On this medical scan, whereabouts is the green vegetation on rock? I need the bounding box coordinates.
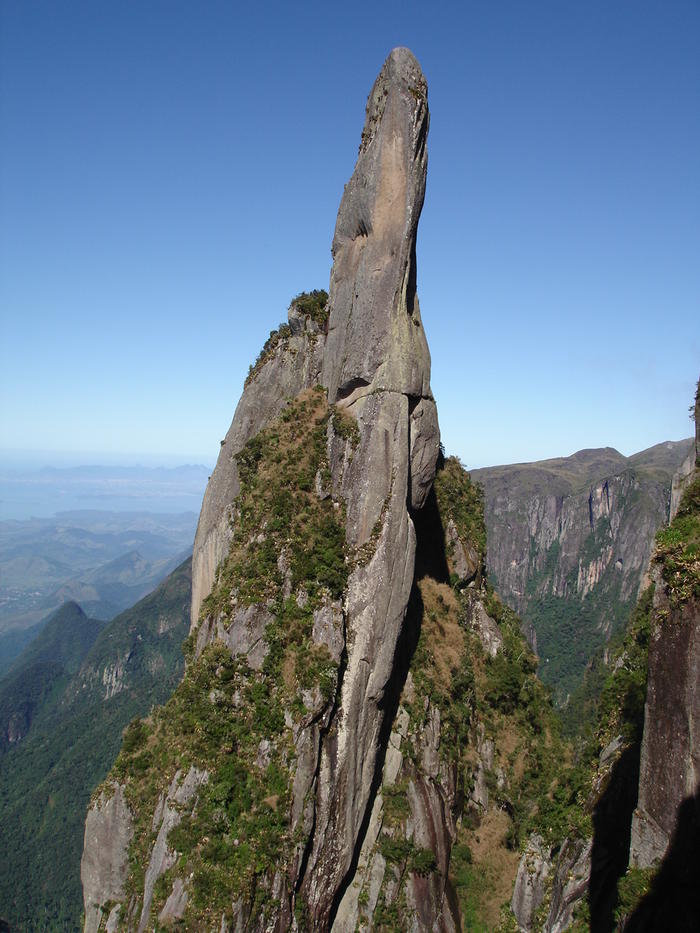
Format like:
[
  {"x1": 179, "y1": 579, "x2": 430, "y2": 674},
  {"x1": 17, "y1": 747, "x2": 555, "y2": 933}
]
[
  {"x1": 290, "y1": 289, "x2": 329, "y2": 326},
  {"x1": 434, "y1": 455, "x2": 487, "y2": 568},
  {"x1": 114, "y1": 643, "x2": 294, "y2": 923},
  {"x1": 365, "y1": 456, "x2": 572, "y2": 930},
  {"x1": 245, "y1": 290, "x2": 328, "y2": 386},
  {"x1": 655, "y1": 471, "x2": 700, "y2": 609},
  {"x1": 245, "y1": 322, "x2": 292, "y2": 386},
  {"x1": 203, "y1": 386, "x2": 347, "y2": 617},
  {"x1": 112, "y1": 388, "x2": 350, "y2": 928}
]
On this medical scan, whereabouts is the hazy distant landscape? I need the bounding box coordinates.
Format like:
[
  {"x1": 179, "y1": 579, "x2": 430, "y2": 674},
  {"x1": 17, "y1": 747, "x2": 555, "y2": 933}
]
[
  {"x1": 0, "y1": 462, "x2": 210, "y2": 520},
  {"x1": 0, "y1": 462, "x2": 210, "y2": 673}
]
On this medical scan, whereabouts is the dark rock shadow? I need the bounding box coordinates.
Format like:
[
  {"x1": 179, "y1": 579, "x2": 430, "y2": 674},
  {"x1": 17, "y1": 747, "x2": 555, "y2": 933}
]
[
  {"x1": 588, "y1": 742, "x2": 641, "y2": 932},
  {"x1": 412, "y1": 485, "x2": 449, "y2": 584},
  {"x1": 623, "y1": 790, "x2": 700, "y2": 932},
  {"x1": 328, "y1": 482, "x2": 449, "y2": 925}
]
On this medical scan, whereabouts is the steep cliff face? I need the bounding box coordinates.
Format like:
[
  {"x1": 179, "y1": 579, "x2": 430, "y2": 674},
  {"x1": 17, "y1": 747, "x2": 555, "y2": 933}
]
[
  {"x1": 473, "y1": 440, "x2": 692, "y2": 700},
  {"x1": 509, "y1": 382, "x2": 700, "y2": 933},
  {"x1": 191, "y1": 301, "x2": 327, "y2": 627},
  {"x1": 622, "y1": 383, "x2": 700, "y2": 930}
]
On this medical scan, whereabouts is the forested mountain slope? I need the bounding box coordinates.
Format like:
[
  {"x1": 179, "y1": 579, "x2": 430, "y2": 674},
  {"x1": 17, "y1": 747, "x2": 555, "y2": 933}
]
[{"x1": 0, "y1": 559, "x2": 191, "y2": 931}]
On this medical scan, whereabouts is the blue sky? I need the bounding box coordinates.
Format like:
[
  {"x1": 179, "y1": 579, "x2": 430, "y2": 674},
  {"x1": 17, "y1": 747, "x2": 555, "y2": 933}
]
[{"x1": 1, "y1": 0, "x2": 698, "y2": 470}]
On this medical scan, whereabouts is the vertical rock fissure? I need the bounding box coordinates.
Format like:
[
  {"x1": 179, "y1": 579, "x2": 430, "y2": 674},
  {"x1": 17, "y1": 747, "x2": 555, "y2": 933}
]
[
  {"x1": 327, "y1": 572, "x2": 424, "y2": 928},
  {"x1": 294, "y1": 623, "x2": 349, "y2": 898}
]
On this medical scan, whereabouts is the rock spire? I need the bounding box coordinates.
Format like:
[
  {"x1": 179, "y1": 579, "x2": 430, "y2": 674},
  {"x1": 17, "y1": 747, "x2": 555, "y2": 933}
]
[
  {"x1": 81, "y1": 48, "x2": 462, "y2": 932},
  {"x1": 299, "y1": 46, "x2": 440, "y2": 921}
]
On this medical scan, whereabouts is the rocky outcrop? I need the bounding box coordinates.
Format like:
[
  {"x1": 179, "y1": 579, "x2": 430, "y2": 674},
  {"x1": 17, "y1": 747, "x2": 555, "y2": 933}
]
[
  {"x1": 630, "y1": 385, "x2": 699, "y2": 875},
  {"x1": 545, "y1": 838, "x2": 592, "y2": 932},
  {"x1": 136, "y1": 766, "x2": 208, "y2": 932},
  {"x1": 511, "y1": 834, "x2": 591, "y2": 933},
  {"x1": 619, "y1": 389, "x2": 700, "y2": 928},
  {"x1": 80, "y1": 47, "x2": 573, "y2": 933},
  {"x1": 191, "y1": 306, "x2": 327, "y2": 625},
  {"x1": 81, "y1": 784, "x2": 133, "y2": 933},
  {"x1": 629, "y1": 580, "x2": 700, "y2": 870},
  {"x1": 511, "y1": 835, "x2": 552, "y2": 930},
  {"x1": 298, "y1": 48, "x2": 439, "y2": 921}
]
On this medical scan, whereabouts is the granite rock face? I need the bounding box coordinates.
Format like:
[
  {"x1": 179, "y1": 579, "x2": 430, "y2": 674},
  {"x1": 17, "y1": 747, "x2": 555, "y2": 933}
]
[
  {"x1": 631, "y1": 385, "x2": 699, "y2": 873},
  {"x1": 544, "y1": 837, "x2": 592, "y2": 933},
  {"x1": 322, "y1": 47, "x2": 430, "y2": 406},
  {"x1": 191, "y1": 308, "x2": 326, "y2": 625},
  {"x1": 629, "y1": 583, "x2": 700, "y2": 871},
  {"x1": 81, "y1": 48, "x2": 451, "y2": 933},
  {"x1": 511, "y1": 834, "x2": 552, "y2": 931},
  {"x1": 297, "y1": 46, "x2": 440, "y2": 923},
  {"x1": 81, "y1": 784, "x2": 133, "y2": 933}
]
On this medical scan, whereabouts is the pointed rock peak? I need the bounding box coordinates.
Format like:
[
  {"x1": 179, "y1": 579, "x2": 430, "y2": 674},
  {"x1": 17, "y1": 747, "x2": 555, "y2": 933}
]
[
  {"x1": 322, "y1": 47, "x2": 431, "y2": 405},
  {"x1": 51, "y1": 600, "x2": 88, "y2": 622},
  {"x1": 359, "y1": 46, "x2": 428, "y2": 157}
]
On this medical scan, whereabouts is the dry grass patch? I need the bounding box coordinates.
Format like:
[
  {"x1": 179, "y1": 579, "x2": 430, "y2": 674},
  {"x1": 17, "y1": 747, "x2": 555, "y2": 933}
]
[
  {"x1": 418, "y1": 577, "x2": 464, "y2": 686},
  {"x1": 463, "y1": 810, "x2": 521, "y2": 930}
]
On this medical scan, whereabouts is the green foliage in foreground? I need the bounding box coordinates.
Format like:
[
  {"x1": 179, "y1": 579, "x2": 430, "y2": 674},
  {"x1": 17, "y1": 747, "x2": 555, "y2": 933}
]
[
  {"x1": 434, "y1": 454, "x2": 487, "y2": 570},
  {"x1": 115, "y1": 644, "x2": 295, "y2": 922}
]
